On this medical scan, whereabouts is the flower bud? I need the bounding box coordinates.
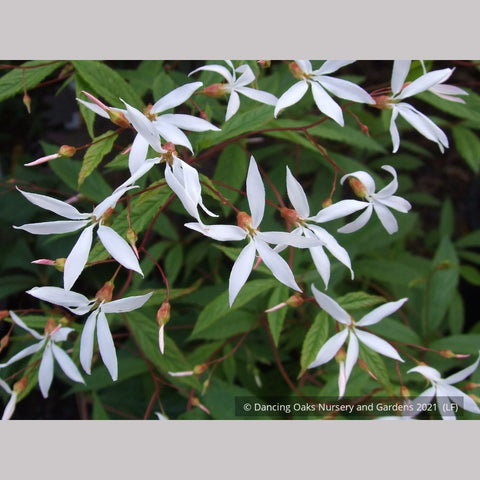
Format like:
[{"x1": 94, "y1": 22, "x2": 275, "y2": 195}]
[
  {"x1": 58, "y1": 145, "x2": 77, "y2": 158},
  {"x1": 201, "y1": 83, "x2": 229, "y2": 98},
  {"x1": 127, "y1": 227, "x2": 139, "y2": 258},
  {"x1": 44, "y1": 317, "x2": 57, "y2": 335},
  {"x1": 237, "y1": 211, "x2": 253, "y2": 231},
  {"x1": 0, "y1": 334, "x2": 9, "y2": 353},
  {"x1": 464, "y1": 382, "x2": 480, "y2": 391},
  {"x1": 348, "y1": 177, "x2": 367, "y2": 199},
  {"x1": 322, "y1": 198, "x2": 333, "y2": 208},
  {"x1": 193, "y1": 363, "x2": 208, "y2": 375},
  {"x1": 400, "y1": 385, "x2": 410, "y2": 398},
  {"x1": 372, "y1": 95, "x2": 393, "y2": 110},
  {"x1": 13, "y1": 377, "x2": 28, "y2": 394},
  {"x1": 191, "y1": 397, "x2": 210, "y2": 415},
  {"x1": 258, "y1": 60, "x2": 271, "y2": 68},
  {"x1": 23, "y1": 92, "x2": 31, "y2": 114},
  {"x1": 280, "y1": 207, "x2": 301, "y2": 227},
  {"x1": 439, "y1": 349, "x2": 470, "y2": 359},
  {"x1": 0, "y1": 310, "x2": 9, "y2": 321},
  {"x1": 335, "y1": 347, "x2": 347, "y2": 364},
  {"x1": 289, "y1": 62, "x2": 305, "y2": 80},
  {"x1": 358, "y1": 358, "x2": 377, "y2": 380},
  {"x1": 95, "y1": 281, "x2": 114, "y2": 304},
  {"x1": 286, "y1": 295, "x2": 304, "y2": 308},
  {"x1": 156, "y1": 302, "x2": 171, "y2": 327}
]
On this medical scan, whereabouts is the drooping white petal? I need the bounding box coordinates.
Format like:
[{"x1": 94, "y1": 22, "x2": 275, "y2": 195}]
[
  {"x1": 391, "y1": 60, "x2": 411, "y2": 96},
  {"x1": 76, "y1": 99, "x2": 110, "y2": 118},
  {"x1": 274, "y1": 81, "x2": 309, "y2": 117},
  {"x1": 407, "y1": 365, "x2": 443, "y2": 382},
  {"x1": 441, "y1": 383, "x2": 480, "y2": 415},
  {"x1": 1, "y1": 391, "x2": 17, "y2": 420},
  {"x1": 337, "y1": 204, "x2": 373, "y2": 234},
  {"x1": 233, "y1": 65, "x2": 256, "y2": 88},
  {"x1": 390, "y1": 107, "x2": 401, "y2": 153},
  {"x1": 246, "y1": 156, "x2": 265, "y2": 228},
  {"x1": 309, "y1": 243, "x2": 330, "y2": 288},
  {"x1": 164, "y1": 165, "x2": 200, "y2": 220},
  {"x1": 127, "y1": 134, "x2": 150, "y2": 175},
  {"x1": 236, "y1": 86, "x2": 278, "y2": 106},
  {"x1": 338, "y1": 361, "x2": 346, "y2": 400},
  {"x1": 13, "y1": 219, "x2": 90, "y2": 235},
  {"x1": 315, "y1": 75, "x2": 374, "y2": 104},
  {"x1": 310, "y1": 81, "x2": 344, "y2": 126},
  {"x1": 435, "y1": 383, "x2": 456, "y2": 420},
  {"x1": 151, "y1": 82, "x2": 203, "y2": 113},
  {"x1": 26, "y1": 286, "x2": 91, "y2": 311},
  {"x1": 153, "y1": 119, "x2": 193, "y2": 152},
  {"x1": 160, "y1": 113, "x2": 220, "y2": 132},
  {"x1": 185, "y1": 222, "x2": 246, "y2": 241},
  {"x1": 373, "y1": 202, "x2": 399, "y2": 234},
  {"x1": 0, "y1": 341, "x2": 44, "y2": 368},
  {"x1": 409, "y1": 387, "x2": 436, "y2": 418},
  {"x1": 50, "y1": 327, "x2": 75, "y2": 343},
  {"x1": 396, "y1": 68, "x2": 454, "y2": 100},
  {"x1": 118, "y1": 158, "x2": 160, "y2": 191},
  {"x1": 374, "y1": 165, "x2": 399, "y2": 198},
  {"x1": 101, "y1": 292, "x2": 154, "y2": 314},
  {"x1": 286, "y1": 166, "x2": 310, "y2": 218},
  {"x1": 158, "y1": 325, "x2": 165, "y2": 355},
  {"x1": 445, "y1": 354, "x2": 480, "y2": 385},
  {"x1": 377, "y1": 195, "x2": 412, "y2": 213},
  {"x1": 228, "y1": 241, "x2": 256, "y2": 306},
  {"x1": 16, "y1": 188, "x2": 90, "y2": 220},
  {"x1": 51, "y1": 344, "x2": 85, "y2": 385},
  {"x1": 96, "y1": 310, "x2": 118, "y2": 381},
  {"x1": 93, "y1": 185, "x2": 137, "y2": 219},
  {"x1": 189, "y1": 64, "x2": 234, "y2": 84},
  {"x1": 225, "y1": 90, "x2": 241, "y2": 122},
  {"x1": 97, "y1": 225, "x2": 143, "y2": 276},
  {"x1": 311, "y1": 285, "x2": 351, "y2": 325},
  {"x1": 38, "y1": 342, "x2": 54, "y2": 398},
  {"x1": 258, "y1": 231, "x2": 322, "y2": 248},
  {"x1": 429, "y1": 84, "x2": 468, "y2": 103},
  {"x1": 80, "y1": 309, "x2": 98, "y2": 375},
  {"x1": 63, "y1": 225, "x2": 94, "y2": 291},
  {"x1": 294, "y1": 60, "x2": 313, "y2": 74},
  {"x1": 356, "y1": 298, "x2": 408, "y2": 327},
  {"x1": 0, "y1": 378, "x2": 12, "y2": 394},
  {"x1": 254, "y1": 239, "x2": 301, "y2": 292},
  {"x1": 345, "y1": 331, "x2": 359, "y2": 383},
  {"x1": 311, "y1": 199, "x2": 368, "y2": 223},
  {"x1": 308, "y1": 329, "x2": 349, "y2": 369},
  {"x1": 8, "y1": 311, "x2": 44, "y2": 340},
  {"x1": 354, "y1": 329, "x2": 404, "y2": 362},
  {"x1": 315, "y1": 60, "x2": 355, "y2": 76}
]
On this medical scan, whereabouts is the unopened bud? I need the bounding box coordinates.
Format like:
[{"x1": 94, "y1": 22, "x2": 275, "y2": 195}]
[
  {"x1": 439, "y1": 349, "x2": 470, "y2": 359},
  {"x1": 193, "y1": 363, "x2": 208, "y2": 375},
  {"x1": 358, "y1": 359, "x2": 377, "y2": 380},
  {"x1": 44, "y1": 317, "x2": 57, "y2": 335},
  {"x1": 0, "y1": 334, "x2": 9, "y2": 352},
  {"x1": 127, "y1": 227, "x2": 139, "y2": 258},
  {"x1": 237, "y1": 211, "x2": 252, "y2": 230},
  {"x1": 201, "y1": 378, "x2": 210, "y2": 395},
  {"x1": 191, "y1": 397, "x2": 210, "y2": 415},
  {"x1": 156, "y1": 302, "x2": 171, "y2": 327},
  {"x1": 400, "y1": 385, "x2": 410, "y2": 397},
  {"x1": 289, "y1": 61, "x2": 305, "y2": 80},
  {"x1": 58, "y1": 145, "x2": 77, "y2": 158},
  {"x1": 464, "y1": 382, "x2": 480, "y2": 391},
  {"x1": 95, "y1": 281, "x2": 114, "y2": 304},
  {"x1": 0, "y1": 310, "x2": 9, "y2": 321},
  {"x1": 108, "y1": 109, "x2": 131, "y2": 128},
  {"x1": 32, "y1": 258, "x2": 66, "y2": 272},
  {"x1": 335, "y1": 347, "x2": 347, "y2": 363},
  {"x1": 201, "y1": 83, "x2": 229, "y2": 98},
  {"x1": 258, "y1": 60, "x2": 271, "y2": 68},
  {"x1": 13, "y1": 377, "x2": 28, "y2": 394},
  {"x1": 280, "y1": 207, "x2": 301, "y2": 227},
  {"x1": 285, "y1": 294, "x2": 304, "y2": 308},
  {"x1": 23, "y1": 92, "x2": 31, "y2": 114},
  {"x1": 360, "y1": 123, "x2": 370, "y2": 137},
  {"x1": 348, "y1": 177, "x2": 367, "y2": 199},
  {"x1": 322, "y1": 198, "x2": 333, "y2": 208}
]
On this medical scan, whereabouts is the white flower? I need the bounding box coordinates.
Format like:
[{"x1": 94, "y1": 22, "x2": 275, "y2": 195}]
[
  {"x1": 276, "y1": 166, "x2": 353, "y2": 288},
  {"x1": 185, "y1": 156, "x2": 322, "y2": 306},
  {"x1": 26, "y1": 286, "x2": 153, "y2": 381},
  {"x1": 419, "y1": 61, "x2": 468, "y2": 104},
  {"x1": 78, "y1": 83, "x2": 220, "y2": 154},
  {"x1": 0, "y1": 311, "x2": 85, "y2": 398},
  {"x1": 0, "y1": 378, "x2": 18, "y2": 420},
  {"x1": 13, "y1": 186, "x2": 143, "y2": 291},
  {"x1": 274, "y1": 60, "x2": 374, "y2": 126},
  {"x1": 308, "y1": 286, "x2": 407, "y2": 398},
  {"x1": 407, "y1": 353, "x2": 480, "y2": 420},
  {"x1": 312, "y1": 165, "x2": 412, "y2": 235},
  {"x1": 381, "y1": 61, "x2": 456, "y2": 153},
  {"x1": 189, "y1": 60, "x2": 278, "y2": 121}
]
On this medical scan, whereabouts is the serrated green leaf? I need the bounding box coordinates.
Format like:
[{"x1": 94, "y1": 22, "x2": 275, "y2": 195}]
[
  {"x1": 78, "y1": 130, "x2": 118, "y2": 186},
  {"x1": 300, "y1": 311, "x2": 330, "y2": 374}
]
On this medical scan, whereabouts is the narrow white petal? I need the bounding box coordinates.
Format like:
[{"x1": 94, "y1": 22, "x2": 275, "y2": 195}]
[
  {"x1": 445, "y1": 354, "x2": 480, "y2": 385},
  {"x1": 128, "y1": 134, "x2": 150, "y2": 175},
  {"x1": 151, "y1": 82, "x2": 202, "y2": 113},
  {"x1": 233, "y1": 65, "x2": 256, "y2": 87},
  {"x1": 189, "y1": 64, "x2": 233, "y2": 83},
  {"x1": 295, "y1": 60, "x2": 312, "y2": 74},
  {"x1": 258, "y1": 231, "x2": 322, "y2": 248},
  {"x1": 246, "y1": 156, "x2": 265, "y2": 228},
  {"x1": 407, "y1": 365, "x2": 442, "y2": 382},
  {"x1": 80, "y1": 310, "x2": 98, "y2": 375},
  {"x1": 0, "y1": 378, "x2": 12, "y2": 394},
  {"x1": 373, "y1": 202, "x2": 399, "y2": 234},
  {"x1": 96, "y1": 310, "x2": 118, "y2": 381},
  {"x1": 274, "y1": 81, "x2": 309, "y2": 117},
  {"x1": 337, "y1": 204, "x2": 373, "y2": 234},
  {"x1": 185, "y1": 222, "x2": 246, "y2": 241},
  {"x1": 154, "y1": 119, "x2": 193, "y2": 152},
  {"x1": 76, "y1": 99, "x2": 110, "y2": 118},
  {"x1": 338, "y1": 361, "x2": 346, "y2": 399},
  {"x1": 377, "y1": 195, "x2": 412, "y2": 213},
  {"x1": 0, "y1": 342, "x2": 44, "y2": 368},
  {"x1": 118, "y1": 158, "x2": 159, "y2": 190},
  {"x1": 93, "y1": 184, "x2": 138, "y2": 220},
  {"x1": 391, "y1": 60, "x2": 411, "y2": 96},
  {"x1": 52, "y1": 344, "x2": 85, "y2": 384},
  {"x1": 435, "y1": 383, "x2": 456, "y2": 420},
  {"x1": 26, "y1": 286, "x2": 91, "y2": 309},
  {"x1": 308, "y1": 329, "x2": 349, "y2": 369},
  {"x1": 345, "y1": 331, "x2": 359, "y2": 382},
  {"x1": 160, "y1": 113, "x2": 219, "y2": 132},
  {"x1": 225, "y1": 90, "x2": 241, "y2": 121},
  {"x1": 441, "y1": 383, "x2": 480, "y2": 415},
  {"x1": 355, "y1": 329, "x2": 404, "y2": 362},
  {"x1": 236, "y1": 86, "x2": 278, "y2": 106},
  {"x1": 309, "y1": 244, "x2": 331, "y2": 288},
  {"x1": 316, "y1": 76, "x2": 374, "y2": 104},
  {"x1": 159, "y1": 325, "x2": 165, "y2": 355},
  {"x1": 97, "y1": 225, "x2": 143, "y2": 276},
  {"x1": 286, "y1": 167, "x2": 310, "y2": 217},
  {"x1": 397, "y1": 68, "x2": 454, "y2": 99},
  {"x1": 310, "y1": 81, "x2": 344, "y2": 126},
  {"x1": 13, "y1": 219, "x2": 90, "y2": 235},
  {"x1": 164, "y1": 164, "x2": 200, "y2": 220},
  {"x1": 38, "y1": 343, "x2": 54, "y2": 398},
  {"x1": 101, "y1": 292, "x2": 154, "y2": 313},
  {"x1": 311, "y1": 285, "x2": 351, "y2": 325},
  {"x1": 390, "y1": 108, "x2": 401, "y2": 153},
  {"x1": 229, "y1": 241, "x2": 256, "y2": 306},
  {"x1": 255, "y1": 239, "x2": 300, "y2": 292},
  {"x1": 2, "y1": 392, "x2": 17, "y2": 420},
  {"x1": 311, "y1": 200, "x2": 368, "y2": 223},
  {"x1": 375, "y1": 165, "x2": 399, "y2": 198},
  {"x1": 50, "y1": 327, "x2": 74, "y2": 343},
  {"x1": 8, "y1": 311, "x2": 44, "y2": 339},
  {"x1": 356, "y1": 298, "x2": 408, "y2": 327},
  {"x1": 16, "y1": 188, "x2": 89, "y2": 220},
  {"x1": 63, "y1": 225, "x2": 94, "y2": 291},
  {"x1": 316, "y1": 60, "x2": 355, "y2": 75}
]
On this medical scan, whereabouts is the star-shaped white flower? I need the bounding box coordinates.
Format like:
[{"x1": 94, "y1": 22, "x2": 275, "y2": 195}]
[
  {"x1": 407, "y1": 353, "x2": 480, "y2": 420},
  {"x1": 308, "y1": 286, "x2": 407, "y2": 398},
  {"x1": 78, "y1": 83, "x2": 220, "y2": 154},
  {"x1": 274, "y1": 60, "x2": 375, "y2": 126},
  {"x1": 13, "y1": 186, "x2": 143, "y2": 291},
  {"x1": 26, "y1": 286, "x2": 154, "y2": 381},
  {"x1": 0, "y1": 311, "x2": 85, "y2": 398},
  {"x1": 185, "y1": 156, "x2": 322, "y2": 306},
  {"x1": 189, "y1": 60, "x2": 278, "y2": 121},
  {"x1": 379, "y1": 61, "x2": 457, "y2": 153},
  {"x1": 312, "y1": 165, "x2": 412, "y2": 235},
  {"x1": 276, "y1": 166, "x2": 353, "y2": 288}
]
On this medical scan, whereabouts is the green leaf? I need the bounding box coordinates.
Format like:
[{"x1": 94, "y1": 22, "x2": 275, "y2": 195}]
[
  {"x1": 439, "y1": 198, "x2": 455, "y2": 239},
  {"x1": 452, "y1": 125, "x2": 480, "y2": 173},
  {"x1": 189, "y1": 310, "x2": 257, "y2": 341},
  {"x1": 74, "y1": 72, "x2": 96, "y2": 138},
  {"x1": 78, "y1": 130, "x2": 118, "y2": 186},
  {"x1": 358, "y1": 343, "x2": 394, "y2": 395},
  {"x1": 165, "y1": 243, "x2": 184, "y2": 285},
  {"x1": 0, "y1": 274, "x2": 35, "y2": 299},
  {"x1": 72, "y1": 60, "x2": 143, "y2": 108},
  {"x1": 456, "y1": 230, "x2": 480, "y2": 249},
  {"x1": 460, "y1": 264, "x2": 480, "y2": 286},
  {"x1": 429, "y1": 335, "x2": 480, "y2": 355},
  {"x1": 222, "y1": 345, "x2": 236, "y2": 383},
  {"x1": 189, "y1": 279, "x2": 277, "y2": 340},
  {"x1": 300, "y1": 311, "x2": 330, "y2": 374},
  {"x1": 418, "y1": 90, "x2": 480, "y2": 124},
  {"x1": 266, "y1": 285, "x2": 289, "y2": 346},
  {"x1": 0, "y1": 60, "x2": 65, "y2": 102},
  {"x1": 336, "y1": 291, "x2": 386, "y2": 312},
  {"x1": 92, "y1": 393, "x2": 110, "y2": 419},
  {"x1": 447, "y1": 292, "x2": 465, "y2": 335}
]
